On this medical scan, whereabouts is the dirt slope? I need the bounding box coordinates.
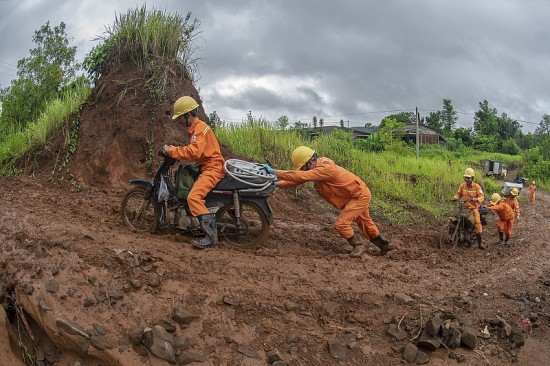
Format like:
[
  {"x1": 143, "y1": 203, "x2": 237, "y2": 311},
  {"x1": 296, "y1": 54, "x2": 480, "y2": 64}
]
[{"x1": 1, "y1": 174, "x2": 549, "y2": 365}]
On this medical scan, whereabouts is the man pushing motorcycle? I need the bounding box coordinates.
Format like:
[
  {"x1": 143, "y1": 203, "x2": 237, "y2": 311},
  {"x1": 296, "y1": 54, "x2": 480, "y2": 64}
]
[
  {"x1": 452, "y1": 168, "x2": 485, "y2": 249},
  {"x1": 161, "y1": 96, "x2": 225, "y2": 249},
  {"x1": 262, "y1": 146, "x2": 391, "y2": 257}
]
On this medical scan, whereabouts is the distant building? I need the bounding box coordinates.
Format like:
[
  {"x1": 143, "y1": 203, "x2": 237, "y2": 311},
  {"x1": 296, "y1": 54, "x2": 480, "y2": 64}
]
[{"x1": 308, "y1": 124, "x2": 444, "y2": 144}]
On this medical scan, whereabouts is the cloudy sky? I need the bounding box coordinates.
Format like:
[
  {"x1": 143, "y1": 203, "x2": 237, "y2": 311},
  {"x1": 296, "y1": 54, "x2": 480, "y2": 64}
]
[{"x1": 1, "y1": 0, "x2": 549, "y2": 132}]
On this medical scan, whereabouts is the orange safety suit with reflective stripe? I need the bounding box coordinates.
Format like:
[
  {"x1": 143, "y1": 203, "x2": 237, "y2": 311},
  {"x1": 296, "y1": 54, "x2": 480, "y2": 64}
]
[
  {"x1": 487, "y1": 201, "x2": 514, "y2": 237},
  {"x1": 453, "y1": 182, "x2": 484, "y2": 234},
  {"x1": 275, "y1": 157, "x2": 380, "y2": 240},
  {"x1": 529, "y1": 184, "x2": 537, "y2": 203},
  {"x1": 504, "y1": 196, "x2": 520, "y2": 221},
  {"x1": 167, "y1": 118, "x2": 225, "y2": 216}
]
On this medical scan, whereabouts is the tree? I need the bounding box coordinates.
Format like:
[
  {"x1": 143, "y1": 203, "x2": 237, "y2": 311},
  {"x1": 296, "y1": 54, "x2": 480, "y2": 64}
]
[
  {"x1": 0, "y1": 21, "x2": 79, "y2": 130},
  {"x1": 379, "y1": 117, "x2": 405, "y2": 146},
  {"x1": 473, "y1": 99, "x2": 498, "y2": 136},
  {"x1": 276, "y1": 115, "x2": 289, "y2": 130},
  {"x1": 454, "y1": 127, "x2": 473, "y2": 146},
  {"x1": 312, "y1": 116, "x2": 318, "y2": 129},
  {"x1": 425, "y1": 110, "x2": 442, "y2": 132},
  {"x1": 535, "y1": 114, "x2": 550, "y2": 136},
  {"x1": 497, "y1": 112, "x2": 520, "y2": 141},
  {"x1": 319, "y1": 118, "x2": 324, "y2": 129},
  {"x1": 208, "y1": 111, "x2": 221, "y2": 130},
  {"x1": 340, "y1": 119, "x2": 344, "y2": 128},
  {"x1": 441, "y1": 99, "x2": 458, "y2": 136},
  {"x1": 380, "y1": 111, "x2": 415, "y2": 127}
]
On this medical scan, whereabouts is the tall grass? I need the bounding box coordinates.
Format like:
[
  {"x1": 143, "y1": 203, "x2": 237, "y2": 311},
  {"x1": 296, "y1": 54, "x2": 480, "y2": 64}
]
[
  {"x1": 0, "y1": 80, "x2": 90, "y2": 170},
  {"x1": 103, "y1": 5, "x2": 199, "y2": 72},
  {"x1": 217, "y1": 122, "x2": 524, "y2": 224}
]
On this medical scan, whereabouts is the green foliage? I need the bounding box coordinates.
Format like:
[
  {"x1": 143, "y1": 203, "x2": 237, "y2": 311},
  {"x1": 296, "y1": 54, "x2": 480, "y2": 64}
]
[
  {"x1": 441, "y1": 99, "x2": 458, "y2": 136},
  {"x1": 354, "y1": 132, "x2": 384, "y2": 152},
  {"x1": 0, "y1": 79, "x2": 90, "y2": 172},
  {"x1": 208, "y1": 111, "x2": 221, "y2": 130},
  {"x1": 0, "y1": 21, "x2": 79, "y2": 132},
  {"x1": 500, "y1": 138, "x2": 521, "y2": 155},
  {"x1": 472, "y1": 135, "x2": 498, "y2": 152},
  {"x1": 378, "y1": 117, "x2": 405, "y2": 146},
  {"x1": 82, "y1": 40, "x2": 111, "y2": 83},
  {"x1": 218, "y1": 120, "x2": 526, "y2": 225},
  {"x1": 276, "y1": 115, "x2": 289, "y2": 130}
]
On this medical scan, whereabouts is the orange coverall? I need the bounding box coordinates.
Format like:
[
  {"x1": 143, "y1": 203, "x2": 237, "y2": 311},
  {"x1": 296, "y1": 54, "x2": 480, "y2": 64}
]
[
  {"x1": 487, "y1": 201, "x2": 514, "y2": 237},
  {"x1": 453, "y1": 182, "x2": 485, "y2": 234},
  {"x1": 529, "y1": 184, "x2": 537, "y2": 203},
  {"x1": 504, "y1": 196, "x2": 520, "y2": 221},
  {"x1": 167, "y1": 118, "x2": 225, "y2": 216},
  {"x1": 275, "y1": 157, "x2": 380, "y2": 240}
]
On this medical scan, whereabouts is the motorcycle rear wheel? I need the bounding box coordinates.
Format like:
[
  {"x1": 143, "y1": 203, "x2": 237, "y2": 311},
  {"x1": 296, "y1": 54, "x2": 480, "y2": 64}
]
[
  {"x1": 121, "y1": 187, "x2": 159, "y2": 232},
  {"x1": 216, "y1": 201, "x2": 269, "y2": 249}
]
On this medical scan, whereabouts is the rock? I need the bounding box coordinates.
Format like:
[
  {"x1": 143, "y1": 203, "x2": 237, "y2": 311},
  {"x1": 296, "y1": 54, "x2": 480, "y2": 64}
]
[
  {"x1": 174, "y1": 336, "x2": 193, "y2": 353},
  {"x1": 90, "y1": 335, "x2": 113, "y2": 350},
  {"x1": 237, "y1": 345, "x2": 261, "y2": 359},
  {"x1": 172, "y1": 308, "x2": 200, "y2": 326},
  {"x1": 394, "y1": 293, "x2": 415, "y2": 305},
  {"x1": 133, "y1": 344, "x2": 149, "y2": 357},
  {"x1": 402, "y1": 342, "x2": 418, "y2": 363},
  {"x1": 283, "y1": 300, "x2": 300, "y2": 311},
  {"x1": 286, "y1": 331, "x2": 301, "y2": 343},
  {"x1": 327, "y1": 340, "x2": 346, "y2": 360},
  {"x1": 128, "y1": 326, "x2": 143, "y2": 345},
  {"x1": 268, "y1": 349, "x2": 290, "y2": 364},
  {"x1": 509, "y1": 327, "x2": 525, "y2": 347},
  {"x1": 159, "y1": 320, "x2": 177, "y2": 333},
  {"x1": 145, "y1": 325, "x2": 176, "y2": 364},
  {"x1": 148, "y1": 273, "x2": 161, "y2": 287},
  {"x1": 130, "y1": 279, "x2": 141, "y2": 289},
  {"x1": 107, "y1": 288, "x2": 124, "y2": 300},
  {"x1": 425, "y1": 317, "x2": 442, "y2": 337},
  {"x1": 222, "y1": 296, "x2": 239, "y2": 306},
  {"x1": 460, "y1": 327, "x2": 477, "y2": 350},
  {"x1": 45, "y1": 280, "x2": 59, "y2": 293},
  {"x1": 176, "y1": 352, "x2": 208, "y2": 365},
  {"x1": 414, "y1": 350, "x2": 430, "y2": 364},
  {"x1": 56, "y1": 318, "x2": 90, "y2": 339},
  {"x1": 417, "y1": 330, "x2": 441, "y2": 352},
  {"x1": 386, "y1": 324, "x2": 408, "y2": 341}
]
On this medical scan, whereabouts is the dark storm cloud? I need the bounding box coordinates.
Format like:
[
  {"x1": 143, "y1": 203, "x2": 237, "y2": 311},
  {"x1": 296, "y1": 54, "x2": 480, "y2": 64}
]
[{"x1": 1, "y1": 0, "x2": 549, "y2": 131}]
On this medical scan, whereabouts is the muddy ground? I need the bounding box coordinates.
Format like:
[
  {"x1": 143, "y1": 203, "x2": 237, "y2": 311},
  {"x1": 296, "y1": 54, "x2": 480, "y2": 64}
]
[{"x1": 1, "y1": 173, "x2": 549, "y2": 365}]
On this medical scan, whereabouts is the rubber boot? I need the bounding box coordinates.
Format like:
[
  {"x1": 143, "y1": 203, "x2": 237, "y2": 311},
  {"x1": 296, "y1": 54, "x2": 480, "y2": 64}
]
[
  {"x1": 348, "y1": 235, "x2": 365, "y2": 258},
  {"x1": 504, "y1": 236, "x2": 510, "y2": 246},
  {"x1": 192, "y1": 213, "x2": 218, "y2": 249},
  {"x1": 496, "y1": 232, "x2": 504, "y2": 245},
  {"x1": 476, "y1": 233, "x2": 485, "y2": 250},
  {"x1": 371, "y1": 235, "x2": 391, "y2": 256}
]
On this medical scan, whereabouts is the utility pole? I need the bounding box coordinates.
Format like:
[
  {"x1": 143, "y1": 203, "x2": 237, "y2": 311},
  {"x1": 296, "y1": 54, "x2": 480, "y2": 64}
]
[{"x1": 415, "y1": 107, "x2": 420, "y2": 159}]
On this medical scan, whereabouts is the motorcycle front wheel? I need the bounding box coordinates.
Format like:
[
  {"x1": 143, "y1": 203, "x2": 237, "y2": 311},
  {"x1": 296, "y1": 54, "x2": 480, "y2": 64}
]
[
  {"x1": 216, "y1": 201, "x2": 269, "y2": 249},
  {"x1": 121, "y1": 187, "x2": 159, "y2": 232}
]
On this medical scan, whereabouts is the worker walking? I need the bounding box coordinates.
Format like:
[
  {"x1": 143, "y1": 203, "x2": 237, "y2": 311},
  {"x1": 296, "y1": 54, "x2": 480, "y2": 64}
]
[
  {"x1": 504, "y1": 187, "x2": 521, "y2": 222},
  {"x1": 529, "y1": 181, "x2": 537, "y2": 203},
  {"x1": 262, "y1": 146, "x2": 391, "y2": 257},
  {"x1": 452, "y1": 168, "x2": 485, "y2": 249},
  {"x1": 486, "y1": 193, "x2": 515, "y2": 245}
]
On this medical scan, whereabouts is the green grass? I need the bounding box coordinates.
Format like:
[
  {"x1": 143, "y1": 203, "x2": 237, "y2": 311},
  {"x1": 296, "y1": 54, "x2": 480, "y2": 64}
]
[
  {"x1": 0, "y1": 79, "x2": 90, "y2": 172},
  {"x1": 217, "y1": 122, "x2": 525, "y2": 225}
]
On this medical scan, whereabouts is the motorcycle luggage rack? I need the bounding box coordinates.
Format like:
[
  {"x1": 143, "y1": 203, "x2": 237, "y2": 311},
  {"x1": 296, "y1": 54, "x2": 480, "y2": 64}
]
[{"x1": 224, "y1": 159, "x2": 277, "y2": 187}]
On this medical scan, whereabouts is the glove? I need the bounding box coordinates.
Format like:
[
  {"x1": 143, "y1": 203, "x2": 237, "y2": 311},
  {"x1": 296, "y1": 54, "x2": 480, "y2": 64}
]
[
  {"x1": 159, "y1": 145, "x2": 172, "y2": 156},
  {"x1": 272, "y1": 181, "x2": 280, "y2": 187},
  {"x1": 261, "y1": 163, "x2": 275, "y2": 175}
]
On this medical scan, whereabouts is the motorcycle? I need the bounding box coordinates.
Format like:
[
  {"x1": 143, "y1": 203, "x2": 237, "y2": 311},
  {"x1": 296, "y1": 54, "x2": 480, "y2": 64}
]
[
  {"x1": 438, "y1": 200, "x2": 489, "y2": 249},
  {"x1": 121, "y1": 151, "x2": 277, "y2": 249}
]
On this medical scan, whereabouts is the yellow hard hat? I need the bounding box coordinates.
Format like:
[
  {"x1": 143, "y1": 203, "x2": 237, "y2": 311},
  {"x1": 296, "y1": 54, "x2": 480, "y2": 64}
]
[
  {"x1": 463, "y1": 168, "x2": 475, "y2": 178},
  {"x1": 532, "y1": 180, "x2": 535, "y2": 185},
  {"x1": 510, "y1": 188, "x2": 519, "y2": 196},
  {"x1": 172, "y1": 96, "x2": 199, "y2": 120},
  {"x1": 490, "y1": 193, "x2": 502, "y2": 205},
  {"x1": 291, "y1": 146, "x2": 315, "y2": 170}
]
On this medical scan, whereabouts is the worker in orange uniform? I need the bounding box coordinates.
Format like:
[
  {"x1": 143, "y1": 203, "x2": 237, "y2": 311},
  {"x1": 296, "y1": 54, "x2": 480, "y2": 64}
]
[
  {"x1": 529, "y1": 181, "x2": 537, "y2": 203},
  {"x1": 261, "y1": 146, "x2": 391, "y2": 257},
  {"x1": 452, "y1": 168, "x2": 485, "y2": 249},
  {"x1": 504, "y1": 187, "x2": 521, "y2": 222},
  {"x1": 162, "y1": 96, "x2": 225, "y2": 249},
  {"x1": 486, "y1": 193, "x2": 514, "y2": 245}
]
